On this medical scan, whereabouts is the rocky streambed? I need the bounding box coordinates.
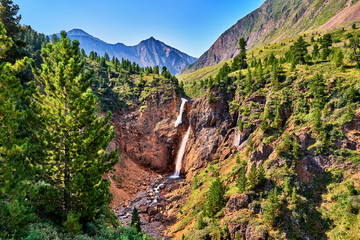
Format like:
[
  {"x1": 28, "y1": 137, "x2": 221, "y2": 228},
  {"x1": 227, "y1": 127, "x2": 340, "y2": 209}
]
[{"x1": 114, "y1": 175, "x2": 184, "y2": 239}]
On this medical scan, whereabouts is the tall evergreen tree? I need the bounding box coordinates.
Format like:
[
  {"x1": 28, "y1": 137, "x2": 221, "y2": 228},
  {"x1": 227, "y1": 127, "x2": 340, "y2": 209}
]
[
  {"x1": 0, "y1": 22, "x2": 34, "y2": 238},
  {"x1": 205, "y1": 177, "x2": 225, "y2": 217},
  {"x1": 292, "y1": 36, "x2": 308, "y2": 65},
  {"x1": 0, "y1": 0, "x2": 25, "y2": 64},
  {"x1": 320, "y1": 33, "x2": 332, "y2": 59},
  {"x1": 349, "y1": 37, "x2": 360, "y2": 68},
  {"x1": 238, "y1": 37, "x2": 248, "y2": 69},
  {"x1": 312, "y1": 44, "x2": 319, "y2": 60},
  {"x1": 30, "y1": 31, "x2": 118, "y2": 224},
  {"x1": 263, "y1": 187, "x2": 280, "y2": 226},
  {"x1": 257, "y1": 164, "x2": 266, "y2": 186},
  {"x1": 248, "y1": 163, "x2": 257, "y2": 189},
  {"x1": 236, "y1": 165, "x2": 247, "y2": 193},
  {"x1": 130, "y1": 207, "x2": 141, "y2": 232}
]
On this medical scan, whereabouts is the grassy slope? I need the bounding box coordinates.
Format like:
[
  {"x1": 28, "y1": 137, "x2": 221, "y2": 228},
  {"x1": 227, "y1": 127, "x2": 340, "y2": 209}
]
[
  {"x1": 182, "y1": 0, "x2": 360, "y2": 74},
  {"x1": 180, "y1": 19, "x2": 360, "y2": 90},
  {"x1": 173, "y1": 20, "x2": 360, "y2": 240}
]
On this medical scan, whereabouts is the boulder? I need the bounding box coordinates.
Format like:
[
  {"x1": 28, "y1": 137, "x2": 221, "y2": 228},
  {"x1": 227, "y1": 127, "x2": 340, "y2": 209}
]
[{"x1": 225, "y1": 194, "x2": 249, "y2": 212}]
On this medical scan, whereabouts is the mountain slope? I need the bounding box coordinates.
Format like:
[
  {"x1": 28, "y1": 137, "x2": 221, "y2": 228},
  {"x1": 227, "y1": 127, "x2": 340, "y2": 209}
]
[
  {"x1": 65, "y1": 29, "x2": 197, "y2": 75},
  {"x1": 182, "y1": 0, "x2": 360, "y2": 74}
]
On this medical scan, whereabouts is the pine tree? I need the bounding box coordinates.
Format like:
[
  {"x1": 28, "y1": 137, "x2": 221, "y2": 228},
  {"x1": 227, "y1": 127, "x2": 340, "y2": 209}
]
[
  {"x1": 273, "y1": 103, "x2": 282, "y2": 129},
  {"x1": 103, "y1": 52, "x2": 110, "y2": 61},
  {"x1": 257, "y1": 60, "x2": 263, "y2": 83},
  {"x1": 248, "y1": 163, "x2": 257, "y2": 189},
  {"x1": 236, "y1": 165, "x2": 247, "y2": 193},
  {"x1": 131, "y1": 207, "x2": 141, "y2": 232},
  {"x1": 321, "y1": 33, "x2": 332, "y2": 59},
  {"x1": 309, "y1": 73, "x2": 326, "y2": 108},
  {"x1": 257, "y1": 164, "x2": 266, "y2": 186},
  {"x1": 261, "y1": 106, "x2": 270, "y2": 132},
  {"x1": 238, "y1": 37, "x2": 248, "y2": 69},
  {"x1": 313, "y1": 106, "x2": 322, "y2": 133},
  {"x1": 30, "y1": 31, "x2": 118, "y2": 224},
  {"x1": 153, "y1": 65, "x2": 159, "y2": 74},
  {"x1": 263, "y1": 187, "x2": 280, "y2": 226},
  {"x1": 283, "y1": 177, "x2": 291, "y2": 196},
  {"x1": 349, "y1": 37, "x2": 360, "y2": 68},
  {"x1": 205, "y1": 177, "x2": 225, "y2": 217},
  {"x1": 0, "y1": 22, "x2": 35, "y2": 238},
  {"x1": 238, "y1": 118, "x2": 243, "y2": 132},
  {"x1": 292, "y1": 137, "x2": 300, "y2": 158},
  {"x1": 312, "y1": 44, "x2": 319, "y2": 60},
  {"x1": 197, "y1": 213, "x2": 205, "y2": 230},
  {"x1": 0, "y1": 0, "x2": 25, "y2": 64},
  {"x1": 334, "y1": 49, "x2": 344, "y2": 68},
  {"x1": 291, "y1": 187, "x2": 297, "y2": 204},
  {"x1": 292, "y1": 36, "x2": 308, "y2": 65}
]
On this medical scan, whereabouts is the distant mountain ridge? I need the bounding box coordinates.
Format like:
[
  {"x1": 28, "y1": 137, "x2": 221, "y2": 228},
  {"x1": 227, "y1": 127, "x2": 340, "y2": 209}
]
[
  {"x1": 183, "y1": 0, "x2": 360, "y2": 74},
  {"x1": 62, "y1": 29, "x2": 197, "y2": 75}
]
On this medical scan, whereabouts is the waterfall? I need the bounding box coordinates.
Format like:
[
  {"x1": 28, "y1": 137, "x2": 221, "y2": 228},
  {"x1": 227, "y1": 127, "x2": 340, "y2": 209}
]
[
  {"x1": 169, "y1": 127, "x2": 191, "y2": 178},
  {"x1": 174, "y1": 98, "x2": 188, "y2": 128},
  {"x1": 234, "y1": 129, "x2": 241, "y2": 147}
]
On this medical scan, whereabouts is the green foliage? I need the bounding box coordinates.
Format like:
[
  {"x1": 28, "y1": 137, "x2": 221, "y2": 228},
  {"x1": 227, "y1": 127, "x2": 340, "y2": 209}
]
[
  {"x1": 205, "y1": 178, "x2": 226, "y2": 217},
  {"x1": 30, "y1": 32, "x2": 118, "y2": 224},
  {"x1": 236, "y1": 165, "x2": 247, "y2": 193},
  {"x1": 0, "y1": 0, "x2": 26, "y2": 64},
  {"x1": 263, "y1": 187, "x2": 280, "y2": 226},
  {"x1": 238, "y1": 118, "x2": 244, "y2": 132},
  {"x1": 312, "y1": 43, "x2": 319, "y2": 60},
  {"x1": 248, "y1": 163, "x2": 257, "y2": 189},
  {"x1": 0, "y1": 22, "x2": 37, "y2": 238},
  {"x1": 131, "y1": 207, "x2": 141, "y2": 233},
  {"x1": 193, "y1": 175, "x2": 199, "y2": 190},
  {"x1": 197, "y1": 213, "x2": 206, "y2": 230},
  {"x1": 320, "y1": 33, "x2": 332, "y2": 59},
  {"x1": 292, "y1": 36, "x2": 308, "y2": 65},
  {"x1": 208, "y1": 92, "x2": 215, "y2": 103},
  {"x1": 292, "y1": 137, "x2": 300, "y2": 158},
  {"x1": 291, "y1": 187, "x2": 297, "y2": 204},
  {"x1": 257, "y1": 164, "x2": 266, "y2": 186},
  {"x1": 349, "y1": 37, "x2": 360, "y2": 68},
  {"x1": 63, "y1": 211, "x2": 82, "y2": 235},
  {"x1": 238, "y1": 37, "x2": 248, "y2": 69},
  {"x1": 244, "y1": 67, "x2": 253, "y2": 94}
]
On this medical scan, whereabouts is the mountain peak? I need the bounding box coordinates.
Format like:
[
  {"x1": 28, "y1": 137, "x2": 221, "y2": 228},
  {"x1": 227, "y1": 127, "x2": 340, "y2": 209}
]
[
  {"x1": 68, "y1": 29, "x2": 90, "y2": 36},
  {"x1": 59, "y1": 29, "x2": 197, "y2": 74}
]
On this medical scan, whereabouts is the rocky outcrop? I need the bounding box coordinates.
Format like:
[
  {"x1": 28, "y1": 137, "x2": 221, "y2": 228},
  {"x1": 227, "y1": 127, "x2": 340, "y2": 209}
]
[
  {"x1": 182, "y1": 86, "x2": 236, "y2": 176},
  {"x1": 225, "y1": 194, "x2": 249, "y2": 212}
]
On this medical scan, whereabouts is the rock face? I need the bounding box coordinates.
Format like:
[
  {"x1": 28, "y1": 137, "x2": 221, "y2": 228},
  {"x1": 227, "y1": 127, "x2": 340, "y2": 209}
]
[
  {"x1": 182, "y1": 86, "x2": 236, "y2": 176},
  {"x1": 64, "y1": 29, "x2": 197, "y2": 75},
  {"x1": 182, "y1": 0, "x2": 354, "y2": 73},
  {"x1": 225, "y1": 194, "x2": 249, "y2": 212},
  {"x1": 111, "y1": 93, "x2": 190, "y2": 173}
]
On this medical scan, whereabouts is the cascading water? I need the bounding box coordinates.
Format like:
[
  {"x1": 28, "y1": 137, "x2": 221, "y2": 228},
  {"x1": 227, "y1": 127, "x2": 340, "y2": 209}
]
[
  {"x1": 234, "y1": 129, "x2": 241, "y2": 147},
  {"x1": 169, "y1": 127, "x2": 191, "y2": 178},
  {"x1": 174, "y1": 98, "x2": 188, "y2": 128},
  {"x1": 168, "y1": 98, "x2": 190, "y2": 178}
]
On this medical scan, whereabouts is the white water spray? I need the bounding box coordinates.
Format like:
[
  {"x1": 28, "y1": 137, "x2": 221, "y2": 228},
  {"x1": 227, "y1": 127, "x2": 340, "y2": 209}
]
[
  {"x1": 170, "y1": 127, "x2": 191, "y2": 178},
  {"x1": 234, "y1": 129, "x2": 241, "y2": 147},
  {"x1": 174, "y1": 98, "x2": 188, "y2": 128}
]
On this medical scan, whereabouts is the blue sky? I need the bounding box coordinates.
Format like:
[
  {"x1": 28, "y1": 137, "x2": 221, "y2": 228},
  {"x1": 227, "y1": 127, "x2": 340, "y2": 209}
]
[{"x1": 16, "y1": 0, "x2": 264, "y2": 58}]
